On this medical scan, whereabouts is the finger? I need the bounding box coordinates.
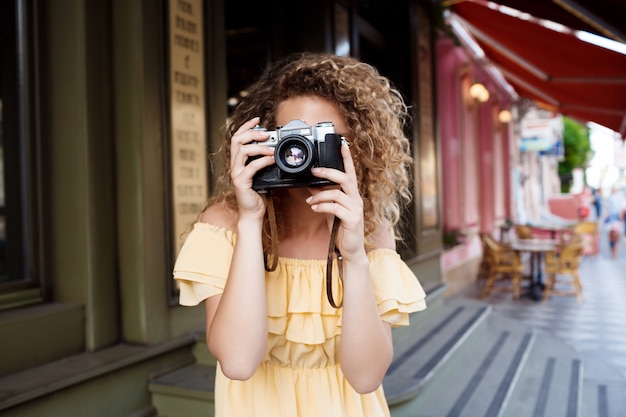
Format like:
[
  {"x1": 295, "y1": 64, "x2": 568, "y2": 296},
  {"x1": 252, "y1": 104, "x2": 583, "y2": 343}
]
[
  {"x1": 233, "y1": 117, "x2": 261, "y2": 136},
  {"x1": 309, "y1": 201, "x2": 352, "y2": 220},
  {"x1": 306, "y1": 191, "x2": 363, "y2": 226},
  {"x1": 306, "y1": 188, "x2": 354, "y2": 208},
  {"x1": 310, "y1": 143, "x2": 358, "y2": 191},
  {"x1": 232, "y1": 155, "x2": 275, "y2": 187},
  {"x1": 339, "y1": 142, "x2": 357, "y2": 177},
  {"x1": 231, "y1": 129, "x2": 270, "y2": 151},
  {"x1": 309, "y1": 203, "x2": 363, "y2": 239},
  {"x1": 241, "y1": 154, "x2": 275, "y2": 173},
  {"x1": 310, "y1": 167, "x2": 359, "y2": 196},
  {"x1": 232, "y1": 143, "x2": 275, "y2": 169}
]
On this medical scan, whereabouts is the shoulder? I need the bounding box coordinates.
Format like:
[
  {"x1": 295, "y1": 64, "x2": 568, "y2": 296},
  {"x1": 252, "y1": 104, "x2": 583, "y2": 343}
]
[
  {"x1": 200, "y1": 202, "x2": 238, "y2": 232},
  {"x1": 370, "y1": 218, "x2": 396, "y2": 251}
]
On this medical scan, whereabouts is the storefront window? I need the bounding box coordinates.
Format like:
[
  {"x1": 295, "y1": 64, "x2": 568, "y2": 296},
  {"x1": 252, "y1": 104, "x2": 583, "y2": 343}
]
[
  {"x1": 0, "y1": 100, "x2": 5, "y2": 281},
  {"x1": 0, "y1": 1, "x2": 15, "y2": 287},
  {"x1": 0, "y1": 0, "x2": 45, "y2": 308}
]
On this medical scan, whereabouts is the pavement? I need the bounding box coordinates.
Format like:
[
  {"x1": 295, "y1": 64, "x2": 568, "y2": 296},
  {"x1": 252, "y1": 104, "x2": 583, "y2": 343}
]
[{"x1": 455, "y1": 220, "x2": 626, "y2": 383}]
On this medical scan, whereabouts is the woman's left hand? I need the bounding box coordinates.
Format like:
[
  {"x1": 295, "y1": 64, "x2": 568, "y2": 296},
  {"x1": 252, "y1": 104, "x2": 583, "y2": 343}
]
[{"x1": 306, "y1": 143, "x2": 365, "y2": 261}]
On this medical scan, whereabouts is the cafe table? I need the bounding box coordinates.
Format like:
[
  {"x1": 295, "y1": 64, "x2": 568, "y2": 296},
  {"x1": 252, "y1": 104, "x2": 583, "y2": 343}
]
[
  {"x1": 527, "y1": 219, "x2": 577, "y2": 239},
  {"x1": 507, "y1": 238, "x2": 560, "y2": 301}
]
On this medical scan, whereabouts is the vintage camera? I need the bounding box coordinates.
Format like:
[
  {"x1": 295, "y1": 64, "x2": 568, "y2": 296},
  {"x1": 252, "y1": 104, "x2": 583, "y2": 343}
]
[{"x1": 250, "y1": 119, "x2": 345, "y2": 192}]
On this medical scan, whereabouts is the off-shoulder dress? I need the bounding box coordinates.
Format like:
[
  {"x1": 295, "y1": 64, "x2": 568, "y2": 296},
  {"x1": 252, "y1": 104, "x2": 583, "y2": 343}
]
[{"x1": 174, "y1": 222, "x2": 427, "y2": 417}]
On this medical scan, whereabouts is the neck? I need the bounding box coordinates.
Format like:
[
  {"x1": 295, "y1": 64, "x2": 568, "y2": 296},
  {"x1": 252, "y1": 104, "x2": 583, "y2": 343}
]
[{"x1": 276, "y1": 188, "x2": 330, "y2": 239}]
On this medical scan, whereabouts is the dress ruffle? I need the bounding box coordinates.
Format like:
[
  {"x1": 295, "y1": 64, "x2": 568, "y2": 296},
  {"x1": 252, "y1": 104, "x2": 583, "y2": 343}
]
[
  {"x1": 173, "y1": 223, "x2": 427, "y2": 344},
  {"x1": 173, "y1": 223, "x2": 236, "y2": 306},
  {"x1": 265, "y1": 258, "x2": 343, "y2": 345},
  {"x1": 368, "y1": 249, "x2": 428, "y2": 326}
]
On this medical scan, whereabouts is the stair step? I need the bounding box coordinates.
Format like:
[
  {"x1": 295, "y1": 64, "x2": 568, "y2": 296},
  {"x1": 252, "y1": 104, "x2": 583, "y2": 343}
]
[
  {"x1": 396, "y1": 310, "x2": 535, "y2": 417},
  {"x1": 384, "y1": 298, "x2": 492, "y2": 407},
  {"x1": 581, "y1": 355, "x2": 626, "y2": 417},
  {"x1": 149, "y1": 364, "x2": 216, "y2": 417},
  {"x1": 500, "y1": 332, "x2": 582, "y2": 417},
  {"x1": 582, "y1": 380, "x2": 626, "y2": 417}
]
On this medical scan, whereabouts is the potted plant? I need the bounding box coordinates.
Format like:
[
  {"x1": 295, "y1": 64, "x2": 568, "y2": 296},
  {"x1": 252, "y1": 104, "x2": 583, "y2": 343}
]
[{"x1": 442, "y1": 227, "x2": 464, "y2": 249}]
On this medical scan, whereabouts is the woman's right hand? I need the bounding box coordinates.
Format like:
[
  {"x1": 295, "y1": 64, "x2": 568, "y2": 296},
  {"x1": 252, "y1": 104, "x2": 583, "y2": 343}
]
[{"x1": 230, "y1": 117, "x2": 275, "y2": 220}]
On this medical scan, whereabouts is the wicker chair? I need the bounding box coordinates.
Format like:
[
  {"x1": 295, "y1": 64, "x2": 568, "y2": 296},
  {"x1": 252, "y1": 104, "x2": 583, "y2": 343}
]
[
  {"x1": 542, "y1": 237, "x2": 585, "y2": 303},
  {"x1": 571, "y1": 221, "x2": 599, "y2": 256},
  {"x1": 480, "y1": 233, "x2": 525, "y2": 300},
  {"x1": 514, "y1": 224, "x2": 533, "y2": 240}
]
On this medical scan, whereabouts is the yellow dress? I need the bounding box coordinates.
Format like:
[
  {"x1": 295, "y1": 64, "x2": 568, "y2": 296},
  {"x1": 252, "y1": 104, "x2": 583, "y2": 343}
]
[{"x1": 174, "y1": 222, "x2": 427, "y2": 417}]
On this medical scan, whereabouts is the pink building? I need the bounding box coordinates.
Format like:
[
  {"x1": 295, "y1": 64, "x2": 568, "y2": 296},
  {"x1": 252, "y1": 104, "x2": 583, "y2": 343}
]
[{"x1": 436, "y1": 35, "x2": 517, "y2": 294}]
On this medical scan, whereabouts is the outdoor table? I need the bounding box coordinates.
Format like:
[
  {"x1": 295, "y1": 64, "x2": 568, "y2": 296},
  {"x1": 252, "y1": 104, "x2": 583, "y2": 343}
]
[
  {"x1": 527, "y1": 220, "x2": 577, "y2": 239},
  {"x1": 507, "y1": 238, "x2": 560, "y2": 301}
]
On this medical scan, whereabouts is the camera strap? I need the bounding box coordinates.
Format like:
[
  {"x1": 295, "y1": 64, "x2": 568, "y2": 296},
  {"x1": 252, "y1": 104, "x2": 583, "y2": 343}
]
[
  {"x1": 326, "y1": 216, "x2": 344, "y2": 308},
  {"x1": 264, "y1": 193, "x2": 343, "y2": 308},
  {"x1": 264, "y1": 193, "x2": 279, "y2": 272}
]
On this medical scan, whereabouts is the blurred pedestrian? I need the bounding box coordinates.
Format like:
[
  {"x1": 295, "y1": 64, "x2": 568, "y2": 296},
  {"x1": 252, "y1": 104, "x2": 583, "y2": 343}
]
[
  {"x1": 604, "y1": 186, "x2": 626, "y2": 257},
  {"x1": 591, "y1": 187, "x2": 602, "y2": 220},
  {"x1": 604, "y1": 186, "x2": 625, "y2": 223}
]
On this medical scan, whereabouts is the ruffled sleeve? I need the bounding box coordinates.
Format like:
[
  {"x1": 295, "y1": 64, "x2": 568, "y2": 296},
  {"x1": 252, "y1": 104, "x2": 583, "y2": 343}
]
[
  {"x1": 173, "y1": 223, "x2": 236, "y2": 306},
  {"x1": 368, "y1": 249, "x2": 427, "y2": 327}
]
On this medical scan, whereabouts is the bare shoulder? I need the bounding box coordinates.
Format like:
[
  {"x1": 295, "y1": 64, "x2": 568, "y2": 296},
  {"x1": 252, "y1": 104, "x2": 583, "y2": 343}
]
[
  {"x1": 200, "y1": 202, "x2": 237, "y2": 231},
  {"x1": 371, "y1": 218, "x2": 396, "y2": 251}
]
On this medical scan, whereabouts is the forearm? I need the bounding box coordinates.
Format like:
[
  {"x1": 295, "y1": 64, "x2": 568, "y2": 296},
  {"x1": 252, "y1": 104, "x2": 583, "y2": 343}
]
[
  {"x1": 339, "y1": 255, "x2": 393, "y2": 393},
  {"x1": 208, "y1": 217, "x2": 268, "y2": 380}
]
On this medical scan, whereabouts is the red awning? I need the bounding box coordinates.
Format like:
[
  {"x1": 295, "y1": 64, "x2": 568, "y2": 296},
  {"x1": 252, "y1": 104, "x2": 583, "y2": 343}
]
[
  {"x1": 481, "y1": 0, "x2": 626, "y2": 43},
  {"x1": 449, "y1": 0, "x2": 626, "y2": 137}
]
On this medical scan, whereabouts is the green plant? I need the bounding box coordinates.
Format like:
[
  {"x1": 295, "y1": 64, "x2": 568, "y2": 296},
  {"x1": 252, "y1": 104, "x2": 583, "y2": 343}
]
[
  {"x1": 559, "y1": 117, "x2": 592, "y2": 193},
  {"x1": 442, "y1": 227, "x2": 464, "y2": 249}
]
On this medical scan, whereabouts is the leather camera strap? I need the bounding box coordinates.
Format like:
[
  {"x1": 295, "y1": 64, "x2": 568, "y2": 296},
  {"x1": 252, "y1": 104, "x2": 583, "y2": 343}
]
[
  {"x1": 265, "y1": 193, "x2": 343, "y2": 308},
  {"x1": 264, "y1": 192, "x2": 279, "y2": 272},
  {"x1": 326, "y1": 216, "x2": 344, "y2": 308}
]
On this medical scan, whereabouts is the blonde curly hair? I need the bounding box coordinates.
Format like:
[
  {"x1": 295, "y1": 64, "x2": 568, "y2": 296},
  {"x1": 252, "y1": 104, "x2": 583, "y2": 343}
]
[{"x1": 212, "y1": 52, "x2": 413, "y2": 251}]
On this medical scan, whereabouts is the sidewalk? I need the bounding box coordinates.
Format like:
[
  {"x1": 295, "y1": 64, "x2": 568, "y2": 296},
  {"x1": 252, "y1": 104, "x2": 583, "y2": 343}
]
[{"x1": 456, "y1": 221, "x2": 626, "y2": 383}]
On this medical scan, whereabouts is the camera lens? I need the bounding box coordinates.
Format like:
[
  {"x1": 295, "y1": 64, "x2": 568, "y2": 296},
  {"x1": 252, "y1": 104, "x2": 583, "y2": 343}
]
[
  {"x1": 283, "y1": 146, "x2": 306, "y2": 167},
  {"x1": 275, "y1": 135, "x2": 316, "y2": 174}
]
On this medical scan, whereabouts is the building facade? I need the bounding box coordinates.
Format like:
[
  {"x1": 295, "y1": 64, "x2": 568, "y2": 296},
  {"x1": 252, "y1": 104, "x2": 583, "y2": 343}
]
[
  {"x1": 435, "y1": 33, "x2": 517, "y2": 295},
  {"x1": 0, "y1": 1, "x2": 445, "y2": 416}
]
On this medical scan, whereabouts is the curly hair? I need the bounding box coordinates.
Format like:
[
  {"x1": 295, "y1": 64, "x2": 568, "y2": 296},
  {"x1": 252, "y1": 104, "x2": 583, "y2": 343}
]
[{"x1": 212, "y1": 52, "x2": 414, "y2": 251}]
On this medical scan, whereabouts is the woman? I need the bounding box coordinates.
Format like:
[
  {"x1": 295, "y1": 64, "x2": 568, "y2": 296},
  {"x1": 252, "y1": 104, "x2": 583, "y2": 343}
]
[{"x1": 174, "y1": 52, "x2": 426, "y2": 416}]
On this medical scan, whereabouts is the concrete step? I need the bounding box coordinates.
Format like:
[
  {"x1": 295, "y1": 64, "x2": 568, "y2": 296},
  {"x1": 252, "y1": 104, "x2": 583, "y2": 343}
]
[
  {"x1": 582, "y1": 379, "x2": 626, "y2": 417},
  {"x1": 385, "y1": 297, "x2": 492, "y2": 411},
  {"x1": 581, "y1": 356, "x2": 626, "y2": 417},
  {"x1": 149, "y1": 363, "x2": 216, "y2": 417},
  {"x1": 399, "y1": 310, "x2": 535, "y2": 417},
  {"x1": 499, "y1": 327, "x2": 582, "y2": 417},
  {"x1": 149, "y1": 332, "x2": 216, "y2": 417}
]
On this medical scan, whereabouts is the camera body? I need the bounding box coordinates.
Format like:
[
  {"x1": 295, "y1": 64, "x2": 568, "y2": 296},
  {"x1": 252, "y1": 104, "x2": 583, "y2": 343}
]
[{"x1": 250, "y1": 119, "x2": 345, "y2": 192}]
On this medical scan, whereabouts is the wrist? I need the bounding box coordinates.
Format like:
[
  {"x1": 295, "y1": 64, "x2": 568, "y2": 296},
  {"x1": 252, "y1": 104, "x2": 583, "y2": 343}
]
[
  {"x1": 342, "y1": 252, "x2": 369, "y2": 270},
  {"x1": 236, "y1": 216, "x2": 264, "y2": 233}
]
